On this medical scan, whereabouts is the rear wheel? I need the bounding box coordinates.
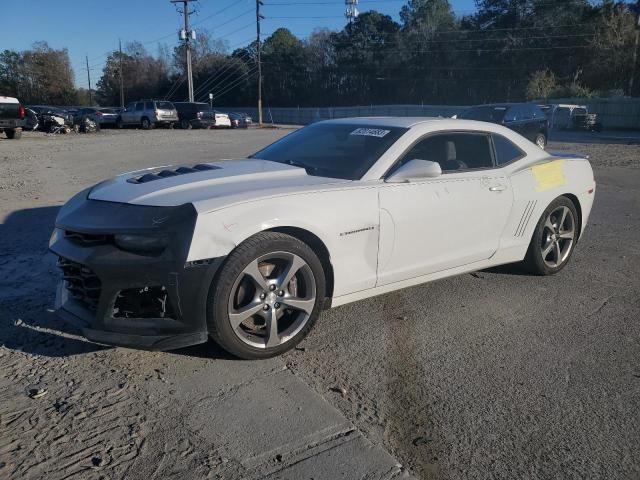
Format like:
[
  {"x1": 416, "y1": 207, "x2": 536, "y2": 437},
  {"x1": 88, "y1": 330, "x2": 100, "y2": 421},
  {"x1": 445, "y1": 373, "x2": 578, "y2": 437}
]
[
  {"x1": 116, "y1": 117, "x2": 123, "y2": 129},
  {"x1": 180, "y1": 119, "x2": 191, "y2": 130},
  {"x1": 208, "y1": 232, "x2": 325, "y2": 359},
  {"x1": 5, "y1": 128, "x2": 21, "y2": 139},
  {"x1": 524, "y1": 196, "x2": 578, "y2": 275},
  {"x1": 534, "y1": 133, "x2": 547, "y2": 149}
]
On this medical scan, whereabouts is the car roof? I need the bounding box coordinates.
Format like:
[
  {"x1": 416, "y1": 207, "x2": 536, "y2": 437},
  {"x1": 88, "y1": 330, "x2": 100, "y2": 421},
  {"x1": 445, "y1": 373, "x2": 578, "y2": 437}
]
[
  {"x1": 318, "y1": 116, "x2": 509, "y2": 130},
  {"x1": 470, "y1": 103, "x2": 540, "y2": 109}
]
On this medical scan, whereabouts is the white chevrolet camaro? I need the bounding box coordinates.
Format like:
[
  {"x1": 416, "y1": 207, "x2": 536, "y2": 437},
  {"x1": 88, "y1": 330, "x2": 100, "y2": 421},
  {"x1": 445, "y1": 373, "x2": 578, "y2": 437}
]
[{"x1": 50, "y1": 118, "x2": 596, "y2": 359}]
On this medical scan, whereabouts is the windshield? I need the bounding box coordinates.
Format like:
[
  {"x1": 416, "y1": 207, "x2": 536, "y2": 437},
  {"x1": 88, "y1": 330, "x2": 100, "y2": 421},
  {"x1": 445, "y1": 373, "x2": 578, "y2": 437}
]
[
  {"x1": 460, "y1": 106, "x2": 506, "y2": 123},
  {"x1": 251, "y1": 123, "x2": 407, "y2": 180}
]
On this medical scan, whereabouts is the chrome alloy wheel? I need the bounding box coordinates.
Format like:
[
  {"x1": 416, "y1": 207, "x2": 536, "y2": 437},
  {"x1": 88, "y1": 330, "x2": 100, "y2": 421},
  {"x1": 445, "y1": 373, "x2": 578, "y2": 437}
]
[
  {"x1": 227, "y1": 252, "x2": 317, "y2": 349},
  {"x1": 540, "y1": 205, "x2": 575, "y2": 268}
]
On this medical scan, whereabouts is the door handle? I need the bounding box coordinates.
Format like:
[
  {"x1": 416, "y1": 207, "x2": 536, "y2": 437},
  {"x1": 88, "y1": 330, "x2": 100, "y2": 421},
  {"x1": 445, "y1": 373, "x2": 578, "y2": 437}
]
[{"x1": 489, "y1": 185, "x2": 507, "y2": 192}]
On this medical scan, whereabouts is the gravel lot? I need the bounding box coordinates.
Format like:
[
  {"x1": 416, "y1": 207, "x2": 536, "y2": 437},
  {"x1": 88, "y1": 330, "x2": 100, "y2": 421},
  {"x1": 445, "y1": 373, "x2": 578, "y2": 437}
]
[{"x1": 1, "y1": 128, "x2": 638, "y2": 479}]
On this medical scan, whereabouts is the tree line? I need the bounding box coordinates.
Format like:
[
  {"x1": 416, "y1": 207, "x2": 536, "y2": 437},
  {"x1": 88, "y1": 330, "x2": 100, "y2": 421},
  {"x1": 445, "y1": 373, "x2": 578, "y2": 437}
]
[{"x1": 1, "y1": 0, "x2": 638, "y2": 107}]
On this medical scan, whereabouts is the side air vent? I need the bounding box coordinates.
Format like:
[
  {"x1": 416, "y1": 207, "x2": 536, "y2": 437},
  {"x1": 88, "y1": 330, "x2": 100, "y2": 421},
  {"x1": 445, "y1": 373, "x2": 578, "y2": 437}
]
[
  {"x1": 127, "y1": 163, "x2": 220, "y2": 184},
  {"x1": 514, "y1": 200, "x2": 537, "y2": 237}
]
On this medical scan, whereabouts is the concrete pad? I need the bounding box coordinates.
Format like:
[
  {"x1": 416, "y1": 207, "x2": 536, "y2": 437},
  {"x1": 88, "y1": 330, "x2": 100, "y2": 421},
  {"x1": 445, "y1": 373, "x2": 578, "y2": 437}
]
[
  {"x1": 186, "y1": 369, "x2": 353, "y2": 469},
  {"x1": 264, "y1": 434, "x2": 411, "y2": 480}
]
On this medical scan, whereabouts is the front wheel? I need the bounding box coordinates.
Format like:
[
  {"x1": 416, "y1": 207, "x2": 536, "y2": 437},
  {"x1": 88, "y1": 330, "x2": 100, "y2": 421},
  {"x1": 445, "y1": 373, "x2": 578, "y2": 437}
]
[
  {"x1": 523, "y1": 197, "x2": 578, "y2": 275},
  {"x1": 208, "y1": 232, "x2": 326, "y2": 359},
  {"x1": 141, "y1": 117, "x2": 152, "y2": 130},
  {"x1": 534, "y1": 133, "x2": 547, "y2": 149}
]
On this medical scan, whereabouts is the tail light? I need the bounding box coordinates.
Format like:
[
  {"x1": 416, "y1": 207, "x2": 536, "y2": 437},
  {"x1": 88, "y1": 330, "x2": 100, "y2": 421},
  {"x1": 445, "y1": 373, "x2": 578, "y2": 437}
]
[
  {"x1": 154, "y1": 110, "x2": 159, "y2": 118},
  {"x1": 96, "y1": 111, "x2": 103, "y2": 116},
  {"x1": 18, "y1": 105, "x2": 25, "y2": 119}
]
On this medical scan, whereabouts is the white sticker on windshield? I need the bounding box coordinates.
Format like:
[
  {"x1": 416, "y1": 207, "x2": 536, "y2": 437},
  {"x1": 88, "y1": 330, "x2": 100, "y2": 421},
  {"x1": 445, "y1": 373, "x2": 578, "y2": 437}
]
[{"x1": 350, "y1": 128, "x2": 391, "y2": 138}]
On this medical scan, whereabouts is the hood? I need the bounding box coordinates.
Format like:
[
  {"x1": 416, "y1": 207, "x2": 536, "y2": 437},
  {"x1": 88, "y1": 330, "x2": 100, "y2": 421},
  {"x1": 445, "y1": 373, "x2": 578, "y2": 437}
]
[{"x1": 89, "y1": 159, "x2": 350, "y2": 209}]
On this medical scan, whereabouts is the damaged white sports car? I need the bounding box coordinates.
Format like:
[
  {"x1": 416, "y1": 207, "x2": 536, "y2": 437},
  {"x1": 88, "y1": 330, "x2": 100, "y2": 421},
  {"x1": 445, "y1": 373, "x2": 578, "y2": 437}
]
[{"x1": 50, "y1": 118, "x2": 595, "y2": 358}]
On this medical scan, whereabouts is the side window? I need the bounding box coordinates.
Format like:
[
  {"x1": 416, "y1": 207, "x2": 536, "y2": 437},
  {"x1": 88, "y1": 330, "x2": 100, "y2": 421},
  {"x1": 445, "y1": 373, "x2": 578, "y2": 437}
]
[
  {"x1": 399, "y1": 132, "x2": 494, "y2": 173},
  {"x1": 493, "y1": 134, "x2": 525, "y2": 166},
  {"x1": 145, "y1": 101, "x2": 154, "y2": 110},
  {"x1": 521, "y1": 105, "x2": 534, "y2": 120},
  {"x1": 135, "y1": 102, "x2": 144, "y2": 111},
  {"x1": 504, "y1": 107, "x2": 517, "y2": 122},
  {"x1": 125, "y1": 102, "x2": 135, "y2": 111}
]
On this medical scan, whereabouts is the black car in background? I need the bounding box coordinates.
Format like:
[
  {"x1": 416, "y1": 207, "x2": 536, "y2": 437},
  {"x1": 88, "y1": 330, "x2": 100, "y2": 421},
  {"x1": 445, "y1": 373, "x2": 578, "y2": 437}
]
[
  {"x1": 228, "y1": 112, "x2": 253, "y2": 129},
  {"x1": 459, "y1": 103, "x2": 549, "y2": 148},
  {"x1": 173, "y1": 102, "x2": 218, "y2": 129}
]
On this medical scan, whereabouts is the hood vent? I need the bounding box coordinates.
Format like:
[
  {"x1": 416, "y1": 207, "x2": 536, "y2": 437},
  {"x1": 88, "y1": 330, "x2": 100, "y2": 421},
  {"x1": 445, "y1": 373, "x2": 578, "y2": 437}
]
[{"x1": 127, "y1": 163, "x2": 221, "y2": 184}]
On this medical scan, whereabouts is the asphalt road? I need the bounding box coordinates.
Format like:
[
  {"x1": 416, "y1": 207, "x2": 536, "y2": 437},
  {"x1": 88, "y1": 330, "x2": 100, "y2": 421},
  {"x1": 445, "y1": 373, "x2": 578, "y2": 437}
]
[{"x1": 1, "y1": 128, "x2": 638, "y2": 479}]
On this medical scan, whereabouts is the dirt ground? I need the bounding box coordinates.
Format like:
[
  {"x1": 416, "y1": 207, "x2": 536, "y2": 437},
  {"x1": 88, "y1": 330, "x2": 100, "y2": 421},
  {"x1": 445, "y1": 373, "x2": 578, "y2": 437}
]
[{"x1": 1, "y1": 128, "x2": 639, "y2": 479}]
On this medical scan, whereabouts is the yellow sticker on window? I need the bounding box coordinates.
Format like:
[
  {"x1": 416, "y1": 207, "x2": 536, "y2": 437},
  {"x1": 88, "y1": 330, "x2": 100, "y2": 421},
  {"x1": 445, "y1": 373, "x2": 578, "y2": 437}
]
[{"x1": 532, "y1": 161, "x2": 566, "y2": 192}]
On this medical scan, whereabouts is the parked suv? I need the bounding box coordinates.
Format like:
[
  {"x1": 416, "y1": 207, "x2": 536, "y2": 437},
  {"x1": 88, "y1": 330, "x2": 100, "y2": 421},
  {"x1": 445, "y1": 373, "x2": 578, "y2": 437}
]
[
  {"x1": 0, "y1": 96, "x2": 25, "y2": 139},
  {"x1": 116, "y1": 100, "x2": 178, "y2": 129},
  {"x1": 460, "y1": 103, "x2": 549, "y2": 148}
]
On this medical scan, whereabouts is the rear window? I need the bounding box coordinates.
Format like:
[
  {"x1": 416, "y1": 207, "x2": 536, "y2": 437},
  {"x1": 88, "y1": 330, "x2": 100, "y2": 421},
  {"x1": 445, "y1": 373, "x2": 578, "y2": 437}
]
[
  {"x1": 493, "y1": 134, "x2": 525, "y2": 165},
  {"x1": 157, "y1": 101, "x2": 175, "y2": 110}
]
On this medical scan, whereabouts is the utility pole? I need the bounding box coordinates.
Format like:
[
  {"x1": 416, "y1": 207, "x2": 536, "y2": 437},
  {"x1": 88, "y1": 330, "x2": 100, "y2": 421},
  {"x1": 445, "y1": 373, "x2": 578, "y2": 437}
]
[
  {"x1": 118, "y1": 39, "x2": 124, "y2": 108},
  {"x1": 629, "y1": 2, "x2": 640, "y2": 95},
  {"x1": 256, "y1": 0, "x2": 264, "y2": 126},
  {"x1": 171, "y1": 0, "x2": 197, "y2": 102},
  {"x1": 85, "y1": 55, "x2": 92, "y2": 105}
]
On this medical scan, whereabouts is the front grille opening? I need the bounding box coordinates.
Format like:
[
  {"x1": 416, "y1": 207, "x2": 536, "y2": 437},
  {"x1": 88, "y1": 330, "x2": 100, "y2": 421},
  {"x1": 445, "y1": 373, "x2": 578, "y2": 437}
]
[
  {"x1": 113, "y1": 286, "x2": 176, "y2": 319},
  {"x1": 65, "y1": 230, "x2": 112, "y2": 247},
  {"x1": 58, "y1": 257, "x2": 102, "y2": 312}
]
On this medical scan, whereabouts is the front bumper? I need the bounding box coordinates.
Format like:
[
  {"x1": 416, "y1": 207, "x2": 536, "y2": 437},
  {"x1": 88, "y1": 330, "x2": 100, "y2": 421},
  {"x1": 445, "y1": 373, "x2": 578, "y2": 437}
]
[{"x1": 49, "y1": 191, "x2": 223, "y2": 350}]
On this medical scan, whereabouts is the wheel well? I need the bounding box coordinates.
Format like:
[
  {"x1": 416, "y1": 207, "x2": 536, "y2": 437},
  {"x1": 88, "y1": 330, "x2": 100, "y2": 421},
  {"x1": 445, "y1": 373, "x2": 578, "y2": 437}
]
[
  {"x1": 267, "y1": 226, "x2": 335, "y2": 303},
  {"x1": 562, "y1": 193, "x2": 583, "y2": 237}
]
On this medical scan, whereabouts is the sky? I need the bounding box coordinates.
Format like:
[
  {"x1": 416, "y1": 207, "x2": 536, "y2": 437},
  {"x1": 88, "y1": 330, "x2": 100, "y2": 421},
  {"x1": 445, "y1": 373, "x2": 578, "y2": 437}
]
[{"x1": 0, "y1": 0, "x2": 477, "y2": 87}]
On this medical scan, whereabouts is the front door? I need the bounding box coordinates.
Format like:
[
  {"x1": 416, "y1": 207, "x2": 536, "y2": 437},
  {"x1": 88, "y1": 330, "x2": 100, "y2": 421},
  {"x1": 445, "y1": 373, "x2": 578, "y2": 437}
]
[{"x1": 377, "y1": 132, "x2": 513, "y2": 286}]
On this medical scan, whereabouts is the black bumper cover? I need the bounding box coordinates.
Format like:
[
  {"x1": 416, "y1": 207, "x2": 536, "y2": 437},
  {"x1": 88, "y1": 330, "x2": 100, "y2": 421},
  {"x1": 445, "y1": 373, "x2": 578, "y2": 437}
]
[{"x1": 49, "y1": 189, "x2": 223, "y2": 350}]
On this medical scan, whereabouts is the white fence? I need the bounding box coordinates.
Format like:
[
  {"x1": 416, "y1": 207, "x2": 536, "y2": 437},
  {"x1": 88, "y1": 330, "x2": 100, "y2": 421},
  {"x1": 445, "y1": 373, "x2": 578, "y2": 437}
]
[{"x1": 228, "y1": 98, "x2": 640, "y2": 130}]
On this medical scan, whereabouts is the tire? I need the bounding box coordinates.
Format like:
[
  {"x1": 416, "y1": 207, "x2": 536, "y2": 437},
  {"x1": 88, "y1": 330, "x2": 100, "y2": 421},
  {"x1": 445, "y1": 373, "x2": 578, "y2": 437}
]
[
  {"x1": 5, "y1": 128, "x2": 21, "y2": 139},
  {"x1": 180, "y1": 119, "x2": 191, "y2": 130},
  {"x1": 208, "y1": 232, "x2": 326, "y2": 359},
  {"x1": 141, "y1": 117, "x2": 152, "y2": 130},
  {"x1": 116, "y1": 118, "x2": 123, "y2": 129},
  {"x1": 534, "y1": 133, "x2": 546, "y2": 149},
  {"x1": 523, "y1": 196, "x2": 579, "y2": 276}
]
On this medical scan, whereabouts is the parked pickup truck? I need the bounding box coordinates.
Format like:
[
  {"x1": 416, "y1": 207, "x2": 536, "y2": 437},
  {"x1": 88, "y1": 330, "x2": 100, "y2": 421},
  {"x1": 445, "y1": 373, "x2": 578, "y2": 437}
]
[{"x1": 0, "y1": 96, "x2": 25, "y2": 139}]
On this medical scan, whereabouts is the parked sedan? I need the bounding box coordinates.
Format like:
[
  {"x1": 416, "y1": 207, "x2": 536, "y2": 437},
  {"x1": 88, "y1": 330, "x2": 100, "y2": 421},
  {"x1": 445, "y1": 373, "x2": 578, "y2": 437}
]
[
  {"x1": 76, "y1": 107, "x2": 119, "y2": 127},
  {"x1": 228, "y1": 112, "x2": 252, "y2": 129},
  {"x1": 50, "y1": 117, "x2": 595, "y2": 359},
  {"x1": 459, "y1": 103, "x2": 549, "y2": 148}
]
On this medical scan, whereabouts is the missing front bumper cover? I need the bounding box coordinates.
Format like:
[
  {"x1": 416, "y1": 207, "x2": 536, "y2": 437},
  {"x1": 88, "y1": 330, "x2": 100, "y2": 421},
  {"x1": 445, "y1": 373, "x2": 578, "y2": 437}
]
[{"x1": 113, "y1": 286, "x2": 176, "y2": 319}]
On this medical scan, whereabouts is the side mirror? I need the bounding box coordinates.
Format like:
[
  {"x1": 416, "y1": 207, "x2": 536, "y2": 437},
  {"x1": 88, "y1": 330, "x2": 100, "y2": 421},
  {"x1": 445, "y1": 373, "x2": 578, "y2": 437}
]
[{"x1": 386, "y1": 159, "x2": 442, "y2": 183}]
